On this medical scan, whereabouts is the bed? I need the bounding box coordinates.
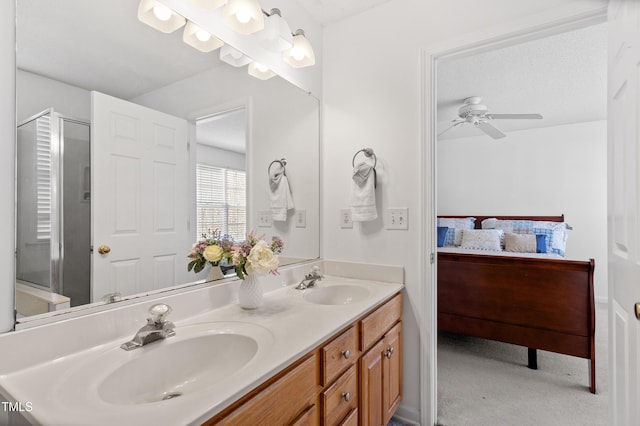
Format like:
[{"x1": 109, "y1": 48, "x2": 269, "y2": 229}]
[{"x1": 437, "y1": 215, "x2": 596, "y2": 393}]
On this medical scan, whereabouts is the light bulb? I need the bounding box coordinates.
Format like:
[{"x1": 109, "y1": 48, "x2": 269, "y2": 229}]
[
  {"x1": 195, "y1": 29, "x2": 211, "y2": 41},
  {"x1": 256, "y1": 63, "x2": 269, "y2": 72},
  {"x1": 292, "y1": 48, "x2": 305, "y2": 61},
  {"x1": 152, "y1": 3, "x2": 172, "y2": 21},
  {"x1": 235, "y1": 9, "x2": 251, "y2": 24}
]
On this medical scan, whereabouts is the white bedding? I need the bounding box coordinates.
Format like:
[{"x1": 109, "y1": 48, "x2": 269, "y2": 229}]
[{"x1": 437, "y1": 246, "x2": 565, "y2": 260}]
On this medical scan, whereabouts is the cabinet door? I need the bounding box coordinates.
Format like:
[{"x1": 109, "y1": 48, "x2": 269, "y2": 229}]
[
  {"x1": 359, "y1": 339, "x2": 385, "y2": 426},
  {"x1": 383, "y1": 322, "x2": 402, "y2": 424}
]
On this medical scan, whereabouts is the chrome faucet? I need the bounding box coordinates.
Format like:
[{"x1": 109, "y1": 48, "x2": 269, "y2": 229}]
[
  {"x1": 121, "y1": 303, "x2": 175, "y2": 351},
  {"x1": 295, "y1": 266, "x2": 324, "y2": 290}
]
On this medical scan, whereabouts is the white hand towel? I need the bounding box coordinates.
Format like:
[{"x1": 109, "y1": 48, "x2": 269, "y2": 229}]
[
  {"x1": 350, "y1": 162, "x2": 377, "y2": 222},
  {"x1": 269, "y1": 163, "x2": 294, "y2": 222}
]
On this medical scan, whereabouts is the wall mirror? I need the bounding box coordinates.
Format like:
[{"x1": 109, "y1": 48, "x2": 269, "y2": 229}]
[{"x1": 13, "y1": 0, "x2": 320, "y2": 330}]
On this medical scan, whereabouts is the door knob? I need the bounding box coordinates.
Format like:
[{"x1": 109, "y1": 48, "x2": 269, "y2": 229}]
[
  {"x1": 98, "y1": 244, "x2": 111, "y2": 255},
  {"x1": 635, "y1": 302, "x2": 640, "y2": 320}
]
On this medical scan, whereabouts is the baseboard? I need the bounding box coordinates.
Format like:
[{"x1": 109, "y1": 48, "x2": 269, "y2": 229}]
[{"x1": 393, "y1": 405, "x2": 421, "y2": 426}]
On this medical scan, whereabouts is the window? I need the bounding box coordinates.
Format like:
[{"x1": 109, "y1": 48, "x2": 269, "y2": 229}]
[
  {"x1": 36, "y1": 115, "x2": 52, "y2": 241},
  {"x1": 196, "y1": 164, "x2": 246, "y2": 241}
]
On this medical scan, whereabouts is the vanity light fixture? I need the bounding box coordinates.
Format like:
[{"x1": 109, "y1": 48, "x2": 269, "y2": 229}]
[
  {"x1": 257, "y1": 9, "x2": 293, "y2": 52},
  {"x1": 248, "y1": 62, "x2": 276, "y2": 80},
  {"x1": 222, "y1": 0, "x2": 265, "y2": 35},
  {"x1": 219, "y1": 44, "x2": 252, "y2": 67},
  {"x1": 188, "y1": 0, "x2": 228, "y2": 9},
  {"x1": 183, "y1": 21, "x2": 224, "y2": 52},
  {"x1": 137, "y1": 0, "x2": 186, "y2": 33},
  {"x1": 283, "y1": 29, "x2": 315, "y2": 68}
]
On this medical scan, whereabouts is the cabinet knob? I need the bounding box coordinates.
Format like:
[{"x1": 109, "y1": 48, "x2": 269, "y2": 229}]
[
  {"x1": 341, "y1": 349, "x2": 351, "y2": 359},
  {"x1": 386, "y1": 347, "x2": 394, "y2": 359},
  {"x1": 341, "y1": 392, "x2": 351, "y2": 402}
]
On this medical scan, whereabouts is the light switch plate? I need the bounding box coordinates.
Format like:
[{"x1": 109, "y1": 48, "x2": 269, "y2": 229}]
[
  {"x1": 295, "y1": 209, "x2": 306, "y2": 228},
  {"x1": 258, "y1": 210, "x2": 272, "y2": 227},
  {"x1": 386, "y1": 208, "x2": 408, "y2": 230},
  {"x1": 340, "y1": 209, "x2": 353, "y2": 229}
]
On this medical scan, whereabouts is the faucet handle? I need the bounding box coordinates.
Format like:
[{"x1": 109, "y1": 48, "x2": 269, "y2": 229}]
[{"x1": 149, "y1": 303, "x2": 172, "y2": 324}]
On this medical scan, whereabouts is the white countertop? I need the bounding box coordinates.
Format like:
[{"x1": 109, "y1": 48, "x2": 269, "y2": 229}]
[{"x1": 0, "y1": 273, "x2": 403, "y2": 426}]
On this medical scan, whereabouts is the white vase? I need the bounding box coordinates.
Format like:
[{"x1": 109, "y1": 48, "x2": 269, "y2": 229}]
[
  {"x1": 207, "y1": 265, "x2": 224, "y2": 281},
  {"x1": 238, "y1": 274, "x2": 263, "y2": 309}
]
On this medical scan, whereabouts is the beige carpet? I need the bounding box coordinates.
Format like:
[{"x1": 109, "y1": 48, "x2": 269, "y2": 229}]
[{"x1": 437, "y1": 304, "x2": 608, "y2": 426}]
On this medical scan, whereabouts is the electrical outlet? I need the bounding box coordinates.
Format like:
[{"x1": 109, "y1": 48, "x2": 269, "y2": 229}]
[
  {"x1": 258, "y1": 210, "x2": 272, "y2": 227},
  {"x1": 340, "y1": 209, "x2": 353, "y2": 229},
  {"x1": 295, "y1": 209, "x2": 306, "y2": 228},
  {"x1": 386, "y1": 208, "x2": 408, "y2": 230}
]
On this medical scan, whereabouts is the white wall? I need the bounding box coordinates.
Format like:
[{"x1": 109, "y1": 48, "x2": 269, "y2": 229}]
[
  {"x1": 0, "y1": 0, "x2": 16, "y2": 334},
  {"x1": 197, "y1": 145, "x2": 245, "y2": 171},
  {"x1": 321, "y1": 0, "x2": 607, "y2": 422},
  {"x1": 438, "y1": 121, "x2": 608, "y2": 301}
]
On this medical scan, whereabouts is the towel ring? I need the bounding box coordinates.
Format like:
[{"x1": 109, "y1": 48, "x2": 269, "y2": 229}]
[
  {"x1": 352, "y1": 148, "x2": 377, "y2": 189},
  {"x1": 268, "y1": 158, "x2": 287, "y2": 176},
  {"x1": 352, "y1": 148, "x2": 377, "y2": 168}
]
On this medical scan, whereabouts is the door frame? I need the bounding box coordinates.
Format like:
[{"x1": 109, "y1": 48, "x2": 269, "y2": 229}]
[{"x1": 419, "y1": 5, "x2": 607, "y2": 425}]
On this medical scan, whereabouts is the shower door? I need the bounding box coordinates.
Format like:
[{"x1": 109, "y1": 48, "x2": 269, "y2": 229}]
[{"x1": 16, "y1": 109, "x2": 91, "y2": 307}]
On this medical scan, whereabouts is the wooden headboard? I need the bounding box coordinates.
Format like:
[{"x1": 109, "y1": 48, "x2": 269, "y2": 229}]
[{"x1": 437, "y1": 215, "x2": 565, "y2": 229}]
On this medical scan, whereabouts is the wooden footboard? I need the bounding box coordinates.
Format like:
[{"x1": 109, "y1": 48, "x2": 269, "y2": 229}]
[{"x1": 437, "y1": 251, "x2": 596, "y2": 393}]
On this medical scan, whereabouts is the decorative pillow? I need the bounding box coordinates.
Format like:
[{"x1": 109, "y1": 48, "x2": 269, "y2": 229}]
[
  {"x1": 437, "y1": 226, "x2": 448, "y2": 247},
  {"x1": 535, "y1": 234, "x2": 547, "y2": 253},
  {"x1": 437, "y1": 217, "x2": 476, "y2": 246},
  {"x1": 504, "y1": 233, "x2": 536, "y2": 253},
  {"x1": 460, "y1": 229, "x2": 503, "y2": 251},
  {"x1": 481, "y1": 218, "x2": 568, "y2": 256}
]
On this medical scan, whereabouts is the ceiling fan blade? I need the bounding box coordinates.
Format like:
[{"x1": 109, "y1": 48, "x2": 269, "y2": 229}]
[
  {"x1": 487, "y1": 113, "x2": 543, "y2": 120},
  {"x1": 476, "y1": 121, "x2": 506, "y2": 139},
  {"x1": 437, "y1": 121, "x2": 463, "y2": 137}
]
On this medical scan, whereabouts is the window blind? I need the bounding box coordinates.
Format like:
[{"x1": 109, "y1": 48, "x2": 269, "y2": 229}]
[
  {"x1": 36, "y1": 116, "x2": 52, "y2": 241},
  {"x1": 196, "y1": 164, "x2": 246, "y2": 241}
]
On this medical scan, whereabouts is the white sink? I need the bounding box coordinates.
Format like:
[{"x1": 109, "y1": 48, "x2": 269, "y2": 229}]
[
  {"x1": 303, "y1": 284, "x2": 371, "y2": 305},
  {"x1": 55, "y1": 322, "x2": 273, "y2": 406}
]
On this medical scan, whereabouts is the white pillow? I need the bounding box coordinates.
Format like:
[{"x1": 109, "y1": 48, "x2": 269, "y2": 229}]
[{"x1": 460, "y1": 229, "x2": 503, "y2": 251}]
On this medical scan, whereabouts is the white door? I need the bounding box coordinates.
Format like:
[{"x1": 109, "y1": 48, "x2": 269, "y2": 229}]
[
  {"x1": 91, "y1": 92, "x2": 189, "y2": 302},
  {"x1": 608, "y1": 1, "x2": 640, "y2": 424}
]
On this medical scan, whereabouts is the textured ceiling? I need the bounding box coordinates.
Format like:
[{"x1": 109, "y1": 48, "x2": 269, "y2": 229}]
[
  {"x1": 437, "y1": 23, "x2": 607, "y2": 140},
  {"x1": 295, "y1": 0, "x2": 393, "y2": 25},
  {"x1": 197, "y1": 108, "x2": 246, "y2": 154}
]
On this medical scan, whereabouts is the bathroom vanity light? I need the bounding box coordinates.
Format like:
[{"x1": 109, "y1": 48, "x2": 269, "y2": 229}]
[
  {"x1": 183, "y1": 21, "x2": 224, "y2": 52},
  {"x1": 220, "y1": 44, "x2": 252, "y2": 67},
  {"x1": 248, "y1": 62, "x2": 276, "y2": 80},
  {"x1": 138, "y1": 0, "x2": 186, "y2": 33},
  {"x1": 257, "y1": 9, "x2": 293, "y2": 52},
  {"x1": 283, "y1": 29, "x2": 315, "y2": 68},
  {"x1": 222, "y1": 0, "x2": 264, "y2": 35},
  {"x1": 188, "y1": 0, "x2": 227, "y2": 9}
]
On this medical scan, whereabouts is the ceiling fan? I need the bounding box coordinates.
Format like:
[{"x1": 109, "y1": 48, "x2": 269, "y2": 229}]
[{"x1": 439, "y1": 96, "x2": 543, "y2": 139}]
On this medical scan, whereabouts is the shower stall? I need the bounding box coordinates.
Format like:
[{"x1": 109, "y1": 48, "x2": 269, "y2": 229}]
[{"x1": 16, "y1": 109, "x2": 91, "y2": 310}]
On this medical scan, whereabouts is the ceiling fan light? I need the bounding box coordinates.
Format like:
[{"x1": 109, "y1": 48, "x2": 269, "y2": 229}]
[
  {"x1": 183, "y1": 21, "x2": 224, "y2": 52},
  {"x1": 188, "y1": 0, "x2": 228, "y2": 9},
  {"x1": 222, "y1": 0, "x2": 264, "y2": 35},
  {"x1": 219, "y1": 44, "x2": 252, "y2": 67},
  {"x1": 283, "y1": 29, "x2": 315, "y2": 68},
  {"x1": 257, "y1": 9, "x2": 293, "y2": 52},
  {"x1": 138, "y1": 0, "x2": 186, "y2": 33},
  {"x1": 248, "y1": 62, "x2": 276, "y2": 80}
]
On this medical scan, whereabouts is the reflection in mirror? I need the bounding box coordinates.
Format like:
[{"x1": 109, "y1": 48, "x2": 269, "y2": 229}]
[{"x1": 13, "y1": 0, "x2": 320, "y2": 329}]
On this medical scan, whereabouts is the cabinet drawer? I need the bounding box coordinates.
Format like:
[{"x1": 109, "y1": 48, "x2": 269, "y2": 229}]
[
  {"x1": 291, "y1": 404, "x2": 319, "y2": 426},
  {"x1": 322, "y1": 365, "x2": 358, "y2": 426},
  {"x1": 339, "y1": 408, "x2": 358, "y2": 426},
  {"x1": 210, "y1": 353, "x2": 319, "y2": 425},
  {"x1": 322, "y1": 325, "x2": 359, "y2": 385},
  {"x1": 360, "y1": 293, "x2": 402, "y2": 350}
]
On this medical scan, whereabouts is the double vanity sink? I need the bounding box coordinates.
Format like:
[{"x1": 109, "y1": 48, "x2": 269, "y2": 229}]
[{"x1": 0, "y1": 272, "x2": 402, "y2": 425}]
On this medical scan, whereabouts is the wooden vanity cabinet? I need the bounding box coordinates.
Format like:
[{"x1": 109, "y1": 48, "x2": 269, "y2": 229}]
[{"x1": 205, "y1": 292, "x2": 402, "y2": 426}]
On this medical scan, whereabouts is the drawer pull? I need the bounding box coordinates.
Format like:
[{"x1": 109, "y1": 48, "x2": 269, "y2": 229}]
[
  {"x1": 386, "y1": 347, "x2": 394, "y2": 359},
  {"x1": 341, "y1": 392, "x2": 351, "y2": 402},
  {"x1": 341, "y1": 349, "x2": 351, "y2": 359}
]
